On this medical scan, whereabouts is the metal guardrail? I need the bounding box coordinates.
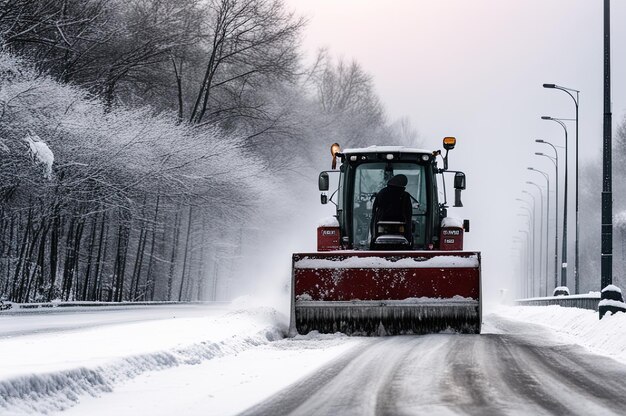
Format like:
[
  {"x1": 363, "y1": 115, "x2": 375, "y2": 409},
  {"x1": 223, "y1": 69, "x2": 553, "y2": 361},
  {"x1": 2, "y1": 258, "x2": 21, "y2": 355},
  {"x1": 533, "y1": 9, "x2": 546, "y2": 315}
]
[
  {"x1": 0, "y1": 300, "x2": 226, "y2": 312},
  {"x1": 515, "y1": 294, "x2": 600, "y2": 311}
]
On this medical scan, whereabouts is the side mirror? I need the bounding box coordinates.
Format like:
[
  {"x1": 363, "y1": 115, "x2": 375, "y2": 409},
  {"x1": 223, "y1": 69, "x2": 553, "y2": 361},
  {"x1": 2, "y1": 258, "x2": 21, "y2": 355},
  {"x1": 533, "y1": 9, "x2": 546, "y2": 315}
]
[
  {"x1": 321, "y1": 193, "x2": 328, "y2": 205},
  {"x1": 454, "y1": 172, "x2": 466, "y2": 190},
  {"x1": 454, "y1": 189, "x2": 463, "y2": 207},
  {"x1": 453, "y1": 172, "x2": 465, "y2": 207},
  {"x1": 319, "y1": 172, "x2": 329, "y2": 191}
]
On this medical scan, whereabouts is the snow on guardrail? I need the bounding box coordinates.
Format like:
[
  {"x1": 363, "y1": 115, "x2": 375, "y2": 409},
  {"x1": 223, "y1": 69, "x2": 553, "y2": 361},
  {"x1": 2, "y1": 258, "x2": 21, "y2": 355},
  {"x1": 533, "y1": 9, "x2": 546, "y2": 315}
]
[
  {"x1": 515, "y1": 293, "x2": 600, "y2": 311},
  {"x1": 0, "y1": 300, "x2": 228, "y2": 313}
]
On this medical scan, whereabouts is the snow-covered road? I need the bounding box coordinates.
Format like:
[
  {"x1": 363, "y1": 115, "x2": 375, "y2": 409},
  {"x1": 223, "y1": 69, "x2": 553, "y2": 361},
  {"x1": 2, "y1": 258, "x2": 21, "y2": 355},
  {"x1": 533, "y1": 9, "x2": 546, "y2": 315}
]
[
  {"x1": 244, "y1": 315, "x2": 626, "y2": 415},
  {"x1": 3, "y1": 304, "x2": 626, "y2": 415}
]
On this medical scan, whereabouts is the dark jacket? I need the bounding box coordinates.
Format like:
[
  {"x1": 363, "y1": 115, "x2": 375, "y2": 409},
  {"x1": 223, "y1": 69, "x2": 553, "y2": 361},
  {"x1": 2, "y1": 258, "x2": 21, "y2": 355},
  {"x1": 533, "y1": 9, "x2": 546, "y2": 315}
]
[{"x1": 370, "y1": 175, "x2": 413, "y2": 241}]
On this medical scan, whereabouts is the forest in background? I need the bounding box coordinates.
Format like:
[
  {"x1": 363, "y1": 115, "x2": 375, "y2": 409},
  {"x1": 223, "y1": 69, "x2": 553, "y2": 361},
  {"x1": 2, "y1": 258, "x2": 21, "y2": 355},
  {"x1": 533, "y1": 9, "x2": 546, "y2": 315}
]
[{"x1": 0, "y1": 0, "x2": 419, "y2": 303}]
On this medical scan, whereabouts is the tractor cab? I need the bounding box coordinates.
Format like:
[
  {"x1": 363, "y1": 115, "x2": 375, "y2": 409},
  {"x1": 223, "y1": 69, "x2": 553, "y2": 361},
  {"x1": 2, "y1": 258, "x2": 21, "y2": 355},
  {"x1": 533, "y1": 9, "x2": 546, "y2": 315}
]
[
  {"x1": 342, "y1": 152, "x2": 432, "y2": 250},
  {"x1": 319, "y1": 139, "x2": 466, "y2": 252}
]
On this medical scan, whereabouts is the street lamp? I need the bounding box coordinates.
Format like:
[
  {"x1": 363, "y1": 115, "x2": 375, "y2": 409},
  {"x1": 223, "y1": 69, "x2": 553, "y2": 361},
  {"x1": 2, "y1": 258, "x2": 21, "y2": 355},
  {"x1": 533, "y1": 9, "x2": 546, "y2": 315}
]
[
  {"x1": 543, "y1": 83, "x2": 580, "y2": 293},
  {"x1": 525, "y1": 184, "x2": 544, "y2": 297},
  {"x1": 519, "y1": 229, "x2": 531, "y2": 297},
  {"x1": 520, "y1": 191, "x2": 538, "y2": 296},
  {"x1": 535, "y1": 142, "x2": 559, "y2": 290},
  {"x1": 541, "y1": 116, "x2": 569, "y2": 288},
  {"x1": 517, "y1": 201, "x2": 534, "y2": 297},
  {"x1": 513, "y1": 237, "x2": 527, "y2": 297},
  {"x1": 529, "y1": 167, "x2": 550, "y2": 296},
  {"x1": 516, "y1": 216, "x2": 530, "y2": 297}
]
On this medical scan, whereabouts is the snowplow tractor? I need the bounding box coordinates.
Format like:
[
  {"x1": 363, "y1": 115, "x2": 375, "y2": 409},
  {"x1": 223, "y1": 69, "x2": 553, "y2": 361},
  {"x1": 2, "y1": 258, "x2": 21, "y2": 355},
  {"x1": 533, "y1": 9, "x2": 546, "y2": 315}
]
[{"x1": 290, "y1": 139, "x2": 481, "y2": 336}]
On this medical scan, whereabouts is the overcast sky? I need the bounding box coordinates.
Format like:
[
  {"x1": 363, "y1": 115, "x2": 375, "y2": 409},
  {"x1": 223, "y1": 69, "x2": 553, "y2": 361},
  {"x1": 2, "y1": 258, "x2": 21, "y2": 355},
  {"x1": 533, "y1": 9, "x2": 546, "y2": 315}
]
[{"x1": 285, "y1": 0, "x2": 626, "y2": 301}]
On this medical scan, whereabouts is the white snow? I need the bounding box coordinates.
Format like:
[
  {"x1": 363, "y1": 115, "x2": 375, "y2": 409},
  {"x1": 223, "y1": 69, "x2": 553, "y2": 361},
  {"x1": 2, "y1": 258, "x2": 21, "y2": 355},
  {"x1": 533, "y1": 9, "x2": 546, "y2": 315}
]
[
  {"x1": 553, "y1": 286, "x2": 570, "y2": 295},
  {"x1": 8, "y1": 302, "x2": 626, "y2": 415},
  {"x1": 23, "y1": 132, "x2": 54, "y2": 179},
  {"x1": 294, "y1": 254, "x2": 479, "y2": 269},
  {"x1": 343, "y1": 145, "x2": 431, "y2": 155},
  {"x1": 0, "y1": 303, "x2": 361, "y2": 416},
  {"x1": 491, "y1": 305, "x2": 626, "y2": 364},
  {"x1": 317, "y1": 216, "x2": 339, "y2": 228},
  {"x1": 58, "y1": 333, "x2": 361, "y2": 416},
  {"x1": 598, "y1": 299, "x2": 626, "y2": 309},
  {"x1": 602, "y1": 284, "x2": 622, "y2": 294},
  {"x1": 296, "y1": 296, "x2": 476, "y2": 304},
  {"x1": 519, "y1": 291, "x2": 598, "y2": 302},
  {"x1": 0, "y1": 305, "x2": 283, "y2": 414},
  {"x1": 441, "y1": 217, "x2": 463, "y2": 228}
]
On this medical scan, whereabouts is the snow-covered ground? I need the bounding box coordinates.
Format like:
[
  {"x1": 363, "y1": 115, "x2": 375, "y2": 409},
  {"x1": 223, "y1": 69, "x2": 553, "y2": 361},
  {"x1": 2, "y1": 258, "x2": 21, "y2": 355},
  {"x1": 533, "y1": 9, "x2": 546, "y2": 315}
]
[
  {"x1": 59, "y1": 333, "x2": 362, "y2": 416},
  {"x1": 0, "y1": 302, "x2": 362, "y2": 415},
  {"x1": 491, "y1": 304, "x2": 626, "y2": 364},
  {"x1": 4, "y1": 303, "x2": 626, "y2": 415}
]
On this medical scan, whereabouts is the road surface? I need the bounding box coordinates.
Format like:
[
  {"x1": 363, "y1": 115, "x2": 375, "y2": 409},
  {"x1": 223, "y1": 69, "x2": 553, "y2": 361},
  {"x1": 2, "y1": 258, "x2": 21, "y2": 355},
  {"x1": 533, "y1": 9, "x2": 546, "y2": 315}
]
[
  {"x1": 240, "y1": 315, "x2": 626, "y2": 416},
  {"x1": 4, "y1": 305, "x2": 626, "y2": 415}
]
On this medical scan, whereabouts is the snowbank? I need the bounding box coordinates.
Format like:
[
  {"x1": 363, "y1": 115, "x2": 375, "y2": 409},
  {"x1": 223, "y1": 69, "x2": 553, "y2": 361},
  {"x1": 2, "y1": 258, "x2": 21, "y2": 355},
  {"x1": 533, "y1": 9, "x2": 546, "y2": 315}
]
[
  {"x1": 0, "y1": 307, "x2": 287, "y2": 415},
  {"x1": 492, "y1": 305, "x2": 626, "y2": 364},
  {"x1": 60, "y1": 330, "x2": 362, "y2": 416}
]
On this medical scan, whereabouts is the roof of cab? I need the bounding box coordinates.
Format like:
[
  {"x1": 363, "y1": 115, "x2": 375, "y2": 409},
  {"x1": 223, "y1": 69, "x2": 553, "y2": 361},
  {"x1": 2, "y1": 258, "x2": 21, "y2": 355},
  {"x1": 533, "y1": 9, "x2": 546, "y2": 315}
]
[{"x1": 342, "y1": 145, "x2": 432, "y2": 154}]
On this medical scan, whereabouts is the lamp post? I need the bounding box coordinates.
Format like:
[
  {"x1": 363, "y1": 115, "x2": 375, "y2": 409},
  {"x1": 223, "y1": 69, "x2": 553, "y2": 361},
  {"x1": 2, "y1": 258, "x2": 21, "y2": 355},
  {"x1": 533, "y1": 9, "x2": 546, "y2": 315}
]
[
  {"x1": 535, "y1": 139, "x2": 559, "y2": 289},
  {"x1": 516, "y1": 217, "x2": 530, "y2": 297},
  {"x1": 517, "y1": 202, "x2": 534, "y2": 296},
  {"x1": 543, "y1": 84, "x2": 579, "y2": 293},
  {"x1": 513, "y1": 237, "x2": 526, "y2": 297},
  {"x1": 542, "y1": 116, "x2": 568, "y2": 288},
  {"x1": 519, "y1": 229, "x2": 531, "y2": 297},
  {"x1": 529, "y1": 168, "x2": 550, "y2": 296},
  {"x1": 601, "y1": 0, "x2": 612, "y2": 293},
  {"x1": 520, "y1": 191, "x2": 538, "y2": 296},
  {"x1": 525, "y1": 185, "x2": 543, "y2": 297}
]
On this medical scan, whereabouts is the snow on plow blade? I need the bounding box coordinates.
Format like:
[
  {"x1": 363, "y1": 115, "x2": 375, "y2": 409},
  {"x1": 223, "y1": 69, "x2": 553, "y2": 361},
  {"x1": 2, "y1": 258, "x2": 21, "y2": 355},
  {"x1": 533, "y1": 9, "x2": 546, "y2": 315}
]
[{"x1": 290, "y1": 251, "x2": 481, "y2": 336}]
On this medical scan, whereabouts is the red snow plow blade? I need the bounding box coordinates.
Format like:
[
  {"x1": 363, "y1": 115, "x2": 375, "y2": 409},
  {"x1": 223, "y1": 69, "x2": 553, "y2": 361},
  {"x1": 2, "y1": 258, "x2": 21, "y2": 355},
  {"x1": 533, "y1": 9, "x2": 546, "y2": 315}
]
[{"x1": 289, "y1": 251, "x2": 481, "y2": 336}]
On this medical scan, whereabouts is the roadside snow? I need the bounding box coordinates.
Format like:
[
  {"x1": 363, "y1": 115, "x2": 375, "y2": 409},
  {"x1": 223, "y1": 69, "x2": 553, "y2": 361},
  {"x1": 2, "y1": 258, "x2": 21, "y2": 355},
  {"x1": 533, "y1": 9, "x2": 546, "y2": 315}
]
[
  {"x1": 0, "y1": 303, "x2": 361, "y2": 416},
  {"x1": 0, "y1": 306, "x2": 287, "y2": 415},
  {"x1": 491, "y1": 305, "x2": 626, "y2": 364},
  {"x1": 59, "y1": 332, "x2": 361, "y2": 416}
]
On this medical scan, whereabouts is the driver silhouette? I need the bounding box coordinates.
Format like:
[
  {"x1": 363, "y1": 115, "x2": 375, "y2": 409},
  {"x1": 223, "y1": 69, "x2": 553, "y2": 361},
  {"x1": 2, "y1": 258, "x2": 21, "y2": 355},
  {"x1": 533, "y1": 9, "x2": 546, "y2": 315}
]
[{"x1": 370, "y1": 174, "x2": 413, "y2": 248}]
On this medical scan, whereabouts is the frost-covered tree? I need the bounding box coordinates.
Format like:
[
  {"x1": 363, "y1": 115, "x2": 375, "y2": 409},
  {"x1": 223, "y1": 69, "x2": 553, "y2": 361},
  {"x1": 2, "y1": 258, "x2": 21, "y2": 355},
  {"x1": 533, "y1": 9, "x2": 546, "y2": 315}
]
[{"x1": 0, "y1": 51, "x2": 272, "y2": 302}]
